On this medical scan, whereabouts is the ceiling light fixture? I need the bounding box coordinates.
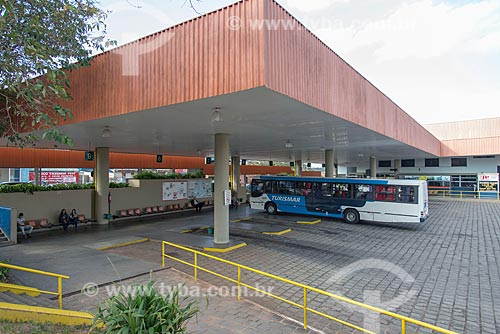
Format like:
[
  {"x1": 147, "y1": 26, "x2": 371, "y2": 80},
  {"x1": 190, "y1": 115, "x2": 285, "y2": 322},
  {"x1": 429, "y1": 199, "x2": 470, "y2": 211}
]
[
  {"x1": 102, "y1": 126, "x2": 112, "y2": 138},
  {"x1": 285, "y1": 140, "x2": 293, "y2": 148},
  {"x1": 211, "y1": 107, "x2": 222, "y2": 122}
]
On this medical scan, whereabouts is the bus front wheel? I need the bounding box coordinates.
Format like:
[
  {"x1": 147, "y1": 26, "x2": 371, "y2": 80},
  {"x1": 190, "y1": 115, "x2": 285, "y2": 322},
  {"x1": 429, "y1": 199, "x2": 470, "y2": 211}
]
[
  {"x1": 343, "y1": 209, "x2": 360, "y2": 224},
  {"x1": 265, "y1": 202, "x2": 277, "y2": 215}
]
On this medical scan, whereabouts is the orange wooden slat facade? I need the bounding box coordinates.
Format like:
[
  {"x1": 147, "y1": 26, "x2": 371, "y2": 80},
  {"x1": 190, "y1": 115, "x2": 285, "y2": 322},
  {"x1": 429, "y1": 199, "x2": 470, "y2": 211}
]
[{"x1": 262, "y1": 0, "x2": 440, "y2": 156}]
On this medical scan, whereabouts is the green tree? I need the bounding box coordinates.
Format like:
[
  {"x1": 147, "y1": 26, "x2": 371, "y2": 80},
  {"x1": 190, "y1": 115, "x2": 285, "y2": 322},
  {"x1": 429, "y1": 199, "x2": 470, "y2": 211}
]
[{"x1": 0, "y1": 0, "x2": 113, "y2": 146}]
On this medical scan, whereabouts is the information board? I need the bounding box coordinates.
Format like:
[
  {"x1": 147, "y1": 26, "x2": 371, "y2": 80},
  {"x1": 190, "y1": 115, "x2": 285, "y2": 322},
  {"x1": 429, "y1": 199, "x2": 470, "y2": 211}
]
[
  {"x1": 188, "y1": 179, "x2": 212, "y2": 198},
  {"x1": 478, "y1": 173, "x2": 499, "y2": 192},
  {"x1": 162, "y1": 181, "x2": 188, "y2": 201}
]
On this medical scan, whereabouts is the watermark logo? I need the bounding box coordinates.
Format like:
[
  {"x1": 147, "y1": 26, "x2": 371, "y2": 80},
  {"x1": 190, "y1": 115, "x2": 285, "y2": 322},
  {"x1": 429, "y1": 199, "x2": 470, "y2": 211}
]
[
  {"x1": 81, "y1": 282, "x2": 99, "y2": 298},
  {"x1": 81, "y1": 281, "x2": 274, "y2": 299},
  {"x1": 326, "y1": 258, "x2": 417, "y2": 333},
  {"x1": 225, "y1": 15, "x2": 416, "y2": 35}
]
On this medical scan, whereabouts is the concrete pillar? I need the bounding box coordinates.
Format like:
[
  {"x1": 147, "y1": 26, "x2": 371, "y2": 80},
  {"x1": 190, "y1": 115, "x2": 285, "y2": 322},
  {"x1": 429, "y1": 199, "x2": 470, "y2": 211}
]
[
  {"x1": 95, "y1": 147, "x2": 110, "y2": 224},
  {"x1": 231, "y1": 156, "x2": 240, "y2": 202},
  {"x1": 370, "y1": 156, "x2": 377, "y2": 178},
  {"x1": 325, "y1": 150, "x2": 337, "y2": 178},
  {"x1": 394, "y1": 159, "x2": 401, "y2": 179},
  {"x1": 34, "y1": 168, "x2": 41, "y2": 186},
  {"x1": 214, "y1": 134, "x2": 230, "y2": 244},
  {"x1": 295, "y1": 160, "x2": 302, "y2": 176}
]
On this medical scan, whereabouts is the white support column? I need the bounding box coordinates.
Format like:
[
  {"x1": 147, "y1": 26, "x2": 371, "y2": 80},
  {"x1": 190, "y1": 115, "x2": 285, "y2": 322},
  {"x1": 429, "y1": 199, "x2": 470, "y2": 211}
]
[
  {"x1": 325, "y1": 150, "x2": 336, "y2": 178},
  {"x1": 95, "y1": 147, "x2": 110, "y2": 224},
  {"x1": 295, "y1": 160, "x2": 302, "y2": 176},
  {"x1": 394, "y1": 159, "x2": 401, "y2": 179},
  {"x1": 370, "y1": 156, "x2": 377, "y2": 178},
  {"x1": 214, "y1": 134, "x2": 230, "y2": 244},
  {"x1": 231, "y1": 156, "x2": 240, "y2": 202}
]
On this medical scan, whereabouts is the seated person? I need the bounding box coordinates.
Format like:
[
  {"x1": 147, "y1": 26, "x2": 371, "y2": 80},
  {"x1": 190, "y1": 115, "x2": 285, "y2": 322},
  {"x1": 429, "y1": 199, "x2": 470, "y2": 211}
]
[
  {"x1": 69, "y1": 208, "x2": 79, "y2": 230},
  {"x1": 190, "y1": 197, "x2": 203, "y2": 213},
  {"x1": 59, "y1": 209, "x2": 69, "y2": 232},
  {"x1": 17, "y1": 212, "x2": 33, "y2": 239}
]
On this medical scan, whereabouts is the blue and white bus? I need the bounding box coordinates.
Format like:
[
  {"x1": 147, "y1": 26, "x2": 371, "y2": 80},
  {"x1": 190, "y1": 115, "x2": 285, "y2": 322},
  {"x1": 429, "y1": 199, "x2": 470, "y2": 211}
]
[{"x1": 250, "y1": 176, "x2": 429, "y2": 223}]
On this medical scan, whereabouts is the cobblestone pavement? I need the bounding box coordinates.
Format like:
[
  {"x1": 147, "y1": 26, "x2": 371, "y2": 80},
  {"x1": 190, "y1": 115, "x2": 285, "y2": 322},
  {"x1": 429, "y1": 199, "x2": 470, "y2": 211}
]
[
  {"x1": 110, "y1": 199, "x2": 500, "y2": 334},
  {"x1": 64, "y1": 268, "x2": 316, "y2": 334}
]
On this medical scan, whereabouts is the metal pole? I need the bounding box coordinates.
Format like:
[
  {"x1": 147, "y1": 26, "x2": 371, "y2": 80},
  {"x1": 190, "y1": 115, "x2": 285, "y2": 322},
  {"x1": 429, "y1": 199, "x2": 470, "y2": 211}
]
[
  {"x1": 194, "y1": 253, "x2": 198, "y2": 281},
  {"x1": 58, "y1": 277, "x2": 63, "y2": 309},
  {"x1": 237, "y1": 266, "x2": 241, "y2": 300},
  {"x1": 303, "y1": 287, "x2": 308, "y2": 329},
  {"x1": 161, "y1": 242, "x2": 165, "y2": 267}
]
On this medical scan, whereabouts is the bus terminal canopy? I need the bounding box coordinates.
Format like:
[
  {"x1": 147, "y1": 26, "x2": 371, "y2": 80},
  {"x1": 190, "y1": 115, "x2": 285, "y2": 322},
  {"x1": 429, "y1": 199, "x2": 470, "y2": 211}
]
[{"x1": 1, "y1": 0, "x2": 441, "y2": 164}]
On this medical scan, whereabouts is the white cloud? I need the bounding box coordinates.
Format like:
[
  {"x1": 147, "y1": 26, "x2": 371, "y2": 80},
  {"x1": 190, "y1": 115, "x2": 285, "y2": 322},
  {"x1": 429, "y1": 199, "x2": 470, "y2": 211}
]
[
  {"x1": 324, "y1": 0, "x2": 500, "y2": 61},
  {"x1": 278, "y1": 0, "x2": 350, "y2": 13},
  {"x1": 104, "y1": 1, "x2": 176, "y2": 46}
]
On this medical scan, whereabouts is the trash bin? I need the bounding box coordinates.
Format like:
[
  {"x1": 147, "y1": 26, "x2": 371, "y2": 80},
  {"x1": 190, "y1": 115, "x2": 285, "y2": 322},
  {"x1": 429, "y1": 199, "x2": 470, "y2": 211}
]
[{"x1": 104, "y1": 213, "x2": 112, "y2": 220}]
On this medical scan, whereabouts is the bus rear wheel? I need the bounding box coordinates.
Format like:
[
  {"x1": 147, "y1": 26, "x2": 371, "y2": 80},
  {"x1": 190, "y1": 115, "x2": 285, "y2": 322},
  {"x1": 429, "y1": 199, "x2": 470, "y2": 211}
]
[
  {"x1": 343, "y1": 209, "x2": 360, "y2": 224},
  {"x1": 265, "y1": 202, "x2": 277, "y2": 215}
]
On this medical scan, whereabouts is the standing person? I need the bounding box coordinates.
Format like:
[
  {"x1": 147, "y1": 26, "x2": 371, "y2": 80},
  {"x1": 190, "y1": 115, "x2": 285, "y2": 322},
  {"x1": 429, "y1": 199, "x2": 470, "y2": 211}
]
[
  {"x1": 59, "y1": 209, "x2": 69, "y2": 232},
  {"x1": 17, "y1": 212, "x2": 33, "y2": 239},
  {"x1": 69, "y1": 209, "x2": 79, "y2": 230}
]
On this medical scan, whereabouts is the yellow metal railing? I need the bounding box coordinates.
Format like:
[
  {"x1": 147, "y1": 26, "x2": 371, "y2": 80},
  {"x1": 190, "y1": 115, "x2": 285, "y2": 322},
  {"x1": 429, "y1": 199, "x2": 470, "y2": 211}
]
[
  {"x1": 162, "y1": 241, "x2": 457, "y2": 334},
  {"x1": 0, "y1": 262, "x2": 69, "y2": 309},
  {"x1": 428, "y1": 189, "x2": 499, "y2": 200}
]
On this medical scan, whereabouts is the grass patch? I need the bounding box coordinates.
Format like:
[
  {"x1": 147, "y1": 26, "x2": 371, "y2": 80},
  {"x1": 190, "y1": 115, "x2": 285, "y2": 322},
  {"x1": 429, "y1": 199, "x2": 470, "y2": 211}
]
[{"x1": 0, "y1": 320, "x2": 99, "y2": 334}]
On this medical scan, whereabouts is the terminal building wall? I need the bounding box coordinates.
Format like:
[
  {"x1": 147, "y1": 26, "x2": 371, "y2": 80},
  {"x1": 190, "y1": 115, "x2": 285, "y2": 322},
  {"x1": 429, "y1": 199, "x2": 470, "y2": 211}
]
[
  {"x1": 375, "y1": 156, "x2": 500, "y2": 175},
  {"x1": 425, "y1": 118, "x2": 500, "y2": 157}
]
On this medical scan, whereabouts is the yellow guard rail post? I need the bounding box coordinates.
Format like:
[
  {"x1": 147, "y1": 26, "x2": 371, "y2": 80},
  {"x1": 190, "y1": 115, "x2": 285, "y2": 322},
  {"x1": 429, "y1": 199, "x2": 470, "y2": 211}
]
[
  {"x1": 162, "y1": 241, "x2": 457, "y2": 334},
  {"x1": 0, "y1": 262, "x2": 69, "y2": 309}
]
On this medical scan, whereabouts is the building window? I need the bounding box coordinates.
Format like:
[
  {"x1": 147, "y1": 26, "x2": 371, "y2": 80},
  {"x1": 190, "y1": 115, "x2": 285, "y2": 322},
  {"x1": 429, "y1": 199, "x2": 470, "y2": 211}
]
[
  {"x1": 401, "y1": 159, "x2": 415, "y2": 167},
  {"x1": 451, "y1": 158, "x2": 467, "y2": 167},
  {"x1": 425, "y1": 158, "x2": 439, "y2": 167},
  {"x1": 378, "y1": 160, "x2": 391, "y2": 168}
]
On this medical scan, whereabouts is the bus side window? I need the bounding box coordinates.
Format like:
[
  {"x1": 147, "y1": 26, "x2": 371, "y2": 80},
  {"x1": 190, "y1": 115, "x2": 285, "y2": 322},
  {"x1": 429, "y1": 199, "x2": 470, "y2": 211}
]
[
  {"x1": 299, "y1": 182, "x2": 311, "y2": 196},
  {"x1": 375, "y1": 185, "x2": 386, "y2": 201},
  {"x1": 398, "y1": 186, "x2": 416, "y2": 203},
  {"x1": 375, "y1": 185, "x2": 396, "y2": 201},
  {"x1": 354, "y1": 184, "x2": 371, "y2": 199},
  {"x1": 286, "y1": 181, "x2": 297, "y2": 195},
  {"x1": 334, "y1": 184, "x2": 352, "y2": 198}
]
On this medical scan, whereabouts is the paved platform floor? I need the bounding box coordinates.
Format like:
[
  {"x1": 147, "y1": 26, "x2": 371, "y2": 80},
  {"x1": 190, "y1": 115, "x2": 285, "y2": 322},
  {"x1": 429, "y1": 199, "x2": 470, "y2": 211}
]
[
  {"x1": 64, "y1": 268, "x2": 316, "y2": 334},
  {"x1": 2, "y1": 200, "x2": 500, "y2": 333}
]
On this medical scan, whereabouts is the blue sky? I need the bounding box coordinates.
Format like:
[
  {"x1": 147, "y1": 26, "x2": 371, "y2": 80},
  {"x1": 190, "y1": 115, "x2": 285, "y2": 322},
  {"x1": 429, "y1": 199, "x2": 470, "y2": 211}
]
[{"x1": 102, "y1": 0, "x2": 500, "y2": 124}]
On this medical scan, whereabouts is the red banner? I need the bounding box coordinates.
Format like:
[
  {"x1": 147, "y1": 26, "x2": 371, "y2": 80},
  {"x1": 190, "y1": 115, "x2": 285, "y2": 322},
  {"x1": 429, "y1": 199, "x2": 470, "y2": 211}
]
[{"x1": 29, "y1": 171, "x2": 79, "y2": 184}]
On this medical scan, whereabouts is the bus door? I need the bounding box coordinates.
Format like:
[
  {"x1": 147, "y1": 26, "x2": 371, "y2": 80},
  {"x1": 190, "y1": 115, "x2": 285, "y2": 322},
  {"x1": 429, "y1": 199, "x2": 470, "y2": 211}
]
[{"x1": 305, "y1": 182, "x2": 334, "y2": 214}]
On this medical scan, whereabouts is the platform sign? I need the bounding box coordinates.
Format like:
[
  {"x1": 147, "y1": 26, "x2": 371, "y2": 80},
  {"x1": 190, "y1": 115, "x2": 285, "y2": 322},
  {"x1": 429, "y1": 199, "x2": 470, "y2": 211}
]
[
  {"x1": 224, "y1": 189, "x2": 232, "y2": 206},
  {"x1": 85, "y1": 151, "x2": 94, "y2": 161},
  {"x1": 156, "y1": 155, "x2": 163, "y2": 163}
]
